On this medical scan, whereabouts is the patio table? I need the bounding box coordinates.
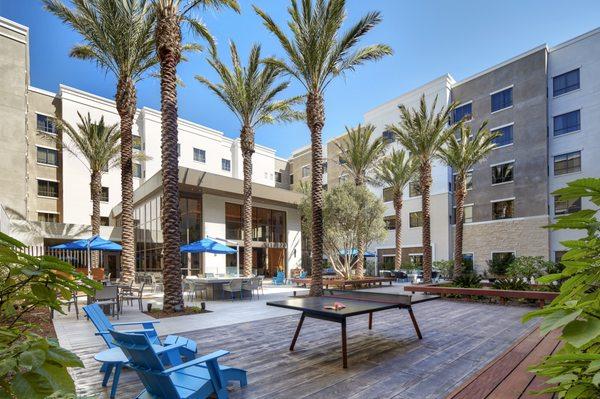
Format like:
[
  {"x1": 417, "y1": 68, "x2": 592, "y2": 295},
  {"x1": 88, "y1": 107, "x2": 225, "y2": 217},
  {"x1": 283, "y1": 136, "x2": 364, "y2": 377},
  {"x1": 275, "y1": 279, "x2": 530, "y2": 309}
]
[
  {"x1": 188, "y1": 277, "x2": 252, "y2": 300},
  {"x1": 94, "y1": 347, "x2": 127, "y2": 399}
]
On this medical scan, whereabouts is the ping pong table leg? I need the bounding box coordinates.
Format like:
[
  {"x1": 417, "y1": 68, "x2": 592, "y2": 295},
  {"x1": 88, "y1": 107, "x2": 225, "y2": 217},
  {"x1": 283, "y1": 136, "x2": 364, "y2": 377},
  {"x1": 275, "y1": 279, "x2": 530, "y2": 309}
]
[
  {"x1": 407, "y1": 306, "x2": 423, "y2": 339},
  {"x1": 368, "y1": 312, "x2": 373, "y2": 330},
  {"x1": 290, "y1": 312, "x2": 306, "y2": 351},
  {"x1": 341, "y1": 319, "x2": 348, "y2": 368}
]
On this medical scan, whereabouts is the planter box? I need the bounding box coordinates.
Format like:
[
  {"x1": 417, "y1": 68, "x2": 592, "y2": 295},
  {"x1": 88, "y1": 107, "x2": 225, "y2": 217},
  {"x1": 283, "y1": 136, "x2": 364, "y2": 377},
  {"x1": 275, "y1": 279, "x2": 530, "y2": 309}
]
[{"x1": 404, "y1": 284, "x2": 558, "y2": 307}]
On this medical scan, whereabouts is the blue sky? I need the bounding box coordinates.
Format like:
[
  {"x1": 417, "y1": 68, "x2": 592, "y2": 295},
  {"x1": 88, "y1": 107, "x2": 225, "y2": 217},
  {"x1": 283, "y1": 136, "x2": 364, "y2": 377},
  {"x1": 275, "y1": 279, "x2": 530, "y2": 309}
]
[{"x1": 2, "y1": 0, "x2": 600, "y2": 158}]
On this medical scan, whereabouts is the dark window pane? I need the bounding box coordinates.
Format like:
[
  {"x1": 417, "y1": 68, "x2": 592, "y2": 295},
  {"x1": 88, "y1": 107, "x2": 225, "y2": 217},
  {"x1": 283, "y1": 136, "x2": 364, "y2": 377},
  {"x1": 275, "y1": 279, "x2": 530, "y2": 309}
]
[
  {"x1": 409, "y1": 181, "x2": 421, "y2": 197},
  {"x1": 133, "y1": 163, "x2": 142, "y2": 178},
  {"x1": 225, "y1": 203, "x2": 242, "y2": 240},
  {"x1": 275, "y1": 172, "x2": 282, "y2": 183},
  {"x1": 193, "y1": 148, "x2": 206, "y2": 162},
  {"x1": 553, "y1": 110, "x2": 580, "y2": 136},
  {"x1": 382, "y1": 130, "x2": 394, "y2": 144},
  {"x1": 553, "y1": 151, "x2": 581, "y2": 175},
  {"x1": 221, "y1": 158, "x2": 231, "y2": 171},
  {"x1": 38, "y1": 180, "x2": 59, "y2": 197},
  {"x1": 554, "y1": 197, "x2": 581, "y2": 215},
  {"x1": 409, "y1": 211, "x2": 423, "y2": 227},
  {"x1": 452, "y1": 102, "x2": 472, "y2": 123},
  {"x1": 492, "y1": 162, "x2": 514, "y2": 184},
  {"x1": 384, "y1": 216, "x2": 395, "y2": 230},
  {"x1": 553, "y1": 69, "x2": 580, "y2": 96},
  {"x1": 492, "y1": 200, "x2": 514, "y2": 220},
  {"x1": 491, "y1": 125, "x2": 514, "y2": 147},
  {"x1": 491, "y1": 87, "x2": 513, "y2": 112},
  {"x1": 382, "y1": 187, "x2": 394, "y2": 202},
  {"x1": 36, "y1": 114, "x2": 56, "y2": 134}
]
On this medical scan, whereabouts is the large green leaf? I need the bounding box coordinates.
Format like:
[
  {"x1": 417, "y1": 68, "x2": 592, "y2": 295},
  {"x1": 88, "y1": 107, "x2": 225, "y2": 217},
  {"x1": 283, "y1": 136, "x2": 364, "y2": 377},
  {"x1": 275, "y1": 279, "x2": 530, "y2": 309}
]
[
  {"x1": 562, "y1": 318, "x2": 600, "y2": 348},
  {"x1": 540, "y1": 309, "x2": 582, "y2": 335},
  {"x1": 19, "y1": 348, "x2": 46, "y2": 371},
  {"x1": 0, "y1": 358, "x2": 17, "y2": 377},
  {"x1": 11, "y1": 372, "x2": 54, "y2": 399},
  {"x1": 33, "y1": 361, "x2": 76, "y2": 394},
  {"x1": 46, "y1": 345, "x2": 83, "y2": 368}
]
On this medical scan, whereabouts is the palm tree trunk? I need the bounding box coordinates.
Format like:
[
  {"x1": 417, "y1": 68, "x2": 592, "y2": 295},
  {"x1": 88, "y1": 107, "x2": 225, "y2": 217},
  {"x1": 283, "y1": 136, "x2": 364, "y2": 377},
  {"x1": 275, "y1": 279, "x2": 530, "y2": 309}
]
[
  {"x1": 420, "y1": 160, "x2": 433, "y2": 283},
  {"x1": 354, "y1": 175, "x2": 365, "y2": 278},
  {"x1": 241, "y1": 126, "x2": 254, "y2": 277},
  {"x1": 453, "y1": 174, "x2": 466, "y2": 277},
  {"x1": 307, "y1": 92, "x2": 325, "y2": 297},
  {"x1": 156, "y1": 8, "x2": 183, "y2": 312},
  {"x1": 393, "y1": 191, "x2": 403, "y2": 271},
  {"x1": 115, "y1": 77, "x2": 136, "y2": 284},
  {"x1": 90, "y1": 170, "x2": 101, "y2": 268}
]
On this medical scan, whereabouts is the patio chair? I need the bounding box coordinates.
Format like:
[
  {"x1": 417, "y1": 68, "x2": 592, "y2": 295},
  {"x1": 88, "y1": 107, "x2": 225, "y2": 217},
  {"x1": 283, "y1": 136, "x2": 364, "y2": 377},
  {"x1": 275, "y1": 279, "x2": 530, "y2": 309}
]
[
  {"x1": 82, "y1": 303, "x2": 197, "y2": 363},
  {"x1": 298, "y1": 271, "x2": 307, "y2": 279},
  {"x1": 222, "y1": 279, "x2": 243, "y2": 300},
  {"x1": 108, "y1": 329, "x2": 247, "y2": 399},
  {"x1": 257, "y1": 276, "x2": 264, "y2": 294},
  {"x1": 241, "y1": 278, "x2": 260, "y2": 300},
  {"x1": 193, "y1": 281, "x2": 208, "y2": 301},
  {"x1": 151, "y1": 274, "x2": 164, "y2": 293},
  {"x1": 92, "y1": 285, "x2": 119, "y2": 319},
  {"x1": 120, "y1": 282, "x2": 145, "y2": 311},
  {"x1": 272, "y1": 271, "x2": 285, "y2": 285}
]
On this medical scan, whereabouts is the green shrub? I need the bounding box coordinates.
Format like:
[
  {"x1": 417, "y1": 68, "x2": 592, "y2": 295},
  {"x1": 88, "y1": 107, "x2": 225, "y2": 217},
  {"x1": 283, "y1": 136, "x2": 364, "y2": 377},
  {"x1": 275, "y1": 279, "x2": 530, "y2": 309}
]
[
  {"x1": 452, "y1": 273, "x2": 482, "y2": 288},
  {"x1": 507, "y1": 256, "x2": 552, "y2": 281},
  {"x1": 433, "y1": 260, "x2": 453, "y2": 279},
  {"x1": 492, "y1": 277, "x2": 530, "y2": 291},
  {"x1": 486, "y1": 253, "x2": 515, "y2": 277},
  {"x1": 523, "y1": 178, "x2": 600, "y2": 397},
  {"x1": 0, "y1": 232, "x2": 99, "y2": 398}
]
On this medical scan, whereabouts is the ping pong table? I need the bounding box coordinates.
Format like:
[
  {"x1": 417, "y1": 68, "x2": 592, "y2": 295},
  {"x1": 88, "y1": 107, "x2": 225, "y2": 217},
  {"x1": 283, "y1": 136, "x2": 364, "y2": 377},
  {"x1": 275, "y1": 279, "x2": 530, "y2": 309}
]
[{"x1": 266, "y1": 290, "x2": 422, "y2": 368}]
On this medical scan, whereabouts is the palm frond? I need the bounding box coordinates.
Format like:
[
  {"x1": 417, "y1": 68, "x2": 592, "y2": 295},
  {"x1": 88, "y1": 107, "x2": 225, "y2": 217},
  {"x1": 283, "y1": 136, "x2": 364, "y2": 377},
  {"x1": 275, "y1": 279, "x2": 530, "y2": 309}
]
[{"x1": 335, "y1": 124, "x2": 386, "y2": 184}]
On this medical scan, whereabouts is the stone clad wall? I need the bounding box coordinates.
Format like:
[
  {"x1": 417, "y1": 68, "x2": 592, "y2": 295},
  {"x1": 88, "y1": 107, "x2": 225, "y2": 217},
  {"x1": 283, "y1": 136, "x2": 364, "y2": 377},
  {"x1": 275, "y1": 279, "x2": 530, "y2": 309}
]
[{"x1": 458, "y1": 215, "x2": 550, "y2": 272}]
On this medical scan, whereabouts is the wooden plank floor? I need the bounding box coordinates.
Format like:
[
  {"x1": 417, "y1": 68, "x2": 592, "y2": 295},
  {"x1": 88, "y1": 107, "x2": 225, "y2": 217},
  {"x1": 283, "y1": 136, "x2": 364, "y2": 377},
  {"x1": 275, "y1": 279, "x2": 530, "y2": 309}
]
[{"x1": 71, "y1": 300, "x2": 535, "y2": 399}]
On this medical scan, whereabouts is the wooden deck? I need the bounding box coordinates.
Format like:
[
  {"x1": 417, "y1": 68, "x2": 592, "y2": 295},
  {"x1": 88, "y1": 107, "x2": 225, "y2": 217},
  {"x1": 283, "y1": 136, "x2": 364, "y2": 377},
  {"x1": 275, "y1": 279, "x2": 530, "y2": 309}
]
[
  {"x1": 447, "y1": 328, "x2": 561, "y2": 399},
  {"x1": 70, "y1": 300, "x2": 535, "y2": 399}
]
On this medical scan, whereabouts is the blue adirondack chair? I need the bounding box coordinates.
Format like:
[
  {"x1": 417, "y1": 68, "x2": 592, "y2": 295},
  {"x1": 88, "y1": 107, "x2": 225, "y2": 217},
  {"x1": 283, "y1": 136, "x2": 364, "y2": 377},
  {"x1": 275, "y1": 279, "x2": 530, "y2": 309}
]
[
  {"x1": 109, "y1": 329, "x2": 247, "y2": 399},
  {"x1": 298, "y1": 271, "x2": 307, "y2": 279},
  {"x1": 272, "y1": 271, "x2": 285, "y2": 285},
  {"x1": 83, "y1": 304, "x2": 197, "y2": 363}
]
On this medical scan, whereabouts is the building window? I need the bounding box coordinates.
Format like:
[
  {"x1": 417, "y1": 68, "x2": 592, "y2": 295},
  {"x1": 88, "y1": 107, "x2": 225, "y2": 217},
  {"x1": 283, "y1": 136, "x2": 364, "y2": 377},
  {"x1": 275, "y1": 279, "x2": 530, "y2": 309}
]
[
  {"x1": 275, "y1": 172, "x2": 282, "y2": 183},
  {"x1": 554, "y1": 197, "x2": 581, "y2": 215},
  {"x1": 554, "y1": 151, "x2": 581, "y2": 175},
  {"x1": 133, "y1": 135, "x2": 142, "y2": 150},
  {"x1": 382, "y1": 130, "x2": 394, "y2": 143},
  {"x1": 322, "y1": 161, "x2": 328, "y2": 174},
  {"x1": 381, "y1": 255, "x2": 395, "y2": 270},
  {"x1": 409, "y1": 254, "x2": 423, "y2": 267},
  {"x1": 382, "y1": 187, "x2": 394, "y2": 202},
  {"x1": 36, "y1": 147, "x2": 59, "y2": 166},
  {"x1": 290, "y1": 174, "x2": 294, "y2": 185},
  {"x1": 553, "y1": 68, "x2": 580, "y2": 97},
  {"x1": 384, "y1": 216, "x2": 395, "y2": 230},
  {"x1": 36, "y1": 114, "x2": 56, "y2": 134},
  {"x1": 492, "y1": 199, "x2": 514, "y2": 220},
  {"x1": 177, "y1": 143, "x2": 181, "y2": 157},
  {"x1": 37, "y1": 212, "x2": 59, "y2": 223},
  {"x1": 221, "y1": 158, "x2": 231, "y2": 171},
  {"x1": 133, "y1": 163, "x2": 142, "y2": 178},
  {"x1": 453, "y1": 171, "x2": 473, "y2": 191},
  {"x1": 409, "y1": 181, "x2": 421, "y2": 197},
  {"x1": 491, "y1": 124, "x2": 513, "y2": 147},
  {"x1": 553, "y1": 110, "x2": 580, "y2": 136},
  {"x1": 409, "y1": 211, "x2": 423, "y2": 228},
  {"x1": 94, "y1": 187, "x2": 109, "y2": 202},
  {"x1": 100, "y1": 216, "x2": 110, "y2": 226},
  {"x1": 554, "y1": 250, "x2": 568, "y2": 263},
  {"x1": 225, "y1": 202, "x2": 287, "y2": 243},
  {"x1": 491, "y1": 87, "x2": 513, "y2": 112},
  {"x1": 462, "y1": 253, "x2": 474, "y2": 270},
  {"x1": 492, "y1": 162, "x2": 514, "y2": 184},
  {"x1": 38, "y1": 180, "x2": 59, "y2": 198},
  {"x1": 193, "y1": 148, "x2": 206, "y2": 163},
  {"x1": 453, "y1": 102, "x2": 472, "y2": 123},
  {"x1": 492, "y1": 252, "x2": 515, "y2": 266},
  {"x1": 453, "y1": 205, "x2": 473, "y2": 224},
  {"x1": 301, "y1": 165, "x2": 310, "y2": 178}
]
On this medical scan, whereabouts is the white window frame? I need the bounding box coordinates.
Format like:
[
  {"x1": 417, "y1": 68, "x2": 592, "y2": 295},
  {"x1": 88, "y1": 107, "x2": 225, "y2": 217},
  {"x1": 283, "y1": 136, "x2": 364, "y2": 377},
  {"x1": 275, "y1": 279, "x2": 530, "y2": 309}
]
[
  {"x1": 36, "y1": 145, "x2": 59, "y2": 167},
  {"x1": 193, "y1": 148, "x2": 206, "y2": 163},
  {"x1": 491, "y1": 160, "x2": 515, "y2": 186},
  {"x1": 301, "y1": 164, "x2": 310, "y2": 178},
  {"x1": 37, "y1": 178, "x2": 59, "y2": 199}
]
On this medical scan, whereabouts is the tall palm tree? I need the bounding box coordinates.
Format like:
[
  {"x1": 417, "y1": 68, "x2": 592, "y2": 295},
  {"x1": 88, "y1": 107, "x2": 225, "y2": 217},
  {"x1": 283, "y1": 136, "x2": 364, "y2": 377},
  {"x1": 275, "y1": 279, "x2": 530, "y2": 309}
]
[
  {"x1": 58, "y1": 113, "x2": 121, "y2": 257},
  {"x1": 375, "y1": 150, "x2": 416, "y2": 271},
  {"x1": 196, "y1": 42, "x2": 303, "y2": 277},
  {"x1": 439, "y1": 122, "x2": 498, "y2": 276},
  {"x1": 388, "y1": 95, "x2": 457, "y2": 283},
  {"x1": 335, "y1": 124, "x2": 386, "y2": 277},
  {"x1": 152, "y1": 0, "x2": 239, "y2": 311},
  {"x1": 255, "y1": 0, "x2": 392, "y2": 296},
  {"x1": 44, "y1": 0, "x2": 157, "y2": 283}
]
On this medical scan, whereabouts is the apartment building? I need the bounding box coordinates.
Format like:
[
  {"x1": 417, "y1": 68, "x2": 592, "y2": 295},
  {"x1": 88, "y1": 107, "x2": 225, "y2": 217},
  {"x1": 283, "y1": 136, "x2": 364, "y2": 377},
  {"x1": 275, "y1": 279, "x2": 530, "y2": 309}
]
[
  {"x1": 0, "y1": 16, "x2": 301, "y2": 277},
  {"x1": 289, "y1": 29, "x2": 600, "y2": 272}
]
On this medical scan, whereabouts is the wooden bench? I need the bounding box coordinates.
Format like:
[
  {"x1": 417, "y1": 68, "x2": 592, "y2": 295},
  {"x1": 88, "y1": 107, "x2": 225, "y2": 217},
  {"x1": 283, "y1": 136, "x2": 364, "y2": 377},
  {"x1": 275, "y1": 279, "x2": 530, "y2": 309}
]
[
  {"x1": 290, "y1": 277, "x2": 395, "y2": 289},
  {"x1": 447, "y1": 327, "x2": 562, "y2": 399},
  {"x1": 404, "y1": 285, "x2": 558, "y2": 307}
]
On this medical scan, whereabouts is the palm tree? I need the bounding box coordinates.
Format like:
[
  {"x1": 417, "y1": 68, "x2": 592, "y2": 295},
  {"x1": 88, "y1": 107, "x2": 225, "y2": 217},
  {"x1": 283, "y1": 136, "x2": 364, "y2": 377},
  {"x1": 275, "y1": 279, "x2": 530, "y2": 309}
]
[
  {"x1": 255, "y1": 0, "x2": 392, "y2": 296},
  {"x1": 439, "y1": 122, "x2": 498, "y2": 276},
  {"x1": 388, "y1": 95, "x2": 457, "y2": 283},
  {"x1": 152, "y1": 0, "x2": 239, "y2": 312},
  {"x1": 44, "y1": 0, "x2": 157, "y2": 284},
  {"x1": 335, "y1": 124, "x2": 386, "y2": 277},
  {"x1": 58, "y1": 113, "x2": 121, "y2": 263},
  {"x1": 196, "y1": 42, "x2": 303, "y2": 277},
  {"x1": 375, "y1": 150, "x2": 416, "y2": 271}
]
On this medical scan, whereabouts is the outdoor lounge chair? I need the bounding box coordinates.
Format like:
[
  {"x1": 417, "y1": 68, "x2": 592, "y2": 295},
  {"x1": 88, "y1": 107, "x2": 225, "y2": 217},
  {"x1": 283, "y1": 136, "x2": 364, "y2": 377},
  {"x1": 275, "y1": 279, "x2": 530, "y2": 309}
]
[
  {"x1": 272, "y1": 271, "x2": 285, "y2": 285},
  {"x1": 82, "y1": 303, "x2": 197, "y2": 362},
  {"x1": 109, "y1": 329, "x2": 247, "y2": 399},
  {"x1": 222, "y1": 279, "x2": 243, "y2": 300}
]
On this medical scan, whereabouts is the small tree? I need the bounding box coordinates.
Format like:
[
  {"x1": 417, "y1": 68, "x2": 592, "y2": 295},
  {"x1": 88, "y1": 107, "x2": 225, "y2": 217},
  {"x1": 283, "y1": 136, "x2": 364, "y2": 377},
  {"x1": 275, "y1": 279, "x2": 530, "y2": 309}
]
[
  {"x1": 323, "y1": 184, "x2": 386, "y2": 279},
  {"x1": 507, "y1": 256, "x2": 552, "y2": 282}
]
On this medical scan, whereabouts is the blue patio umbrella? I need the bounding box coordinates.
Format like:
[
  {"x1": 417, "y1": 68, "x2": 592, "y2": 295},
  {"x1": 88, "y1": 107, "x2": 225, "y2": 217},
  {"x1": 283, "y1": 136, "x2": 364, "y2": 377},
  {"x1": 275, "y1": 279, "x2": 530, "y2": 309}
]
[
  {"x1": 51, "y1": 235, "x2": 122, "y2": 276},
  {"x1": 339, "y1": 248, "x2": 377, "y2": 257},
  {"x1": 180, "y1": 238, "x2": 237, "y2": 254}
]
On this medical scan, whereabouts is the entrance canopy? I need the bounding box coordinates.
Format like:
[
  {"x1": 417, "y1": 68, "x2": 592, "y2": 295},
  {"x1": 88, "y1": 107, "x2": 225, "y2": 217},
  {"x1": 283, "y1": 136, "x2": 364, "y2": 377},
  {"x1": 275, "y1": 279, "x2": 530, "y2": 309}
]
[{"x1": 180, "y1": 238, "x2": 237, "y2": 254}]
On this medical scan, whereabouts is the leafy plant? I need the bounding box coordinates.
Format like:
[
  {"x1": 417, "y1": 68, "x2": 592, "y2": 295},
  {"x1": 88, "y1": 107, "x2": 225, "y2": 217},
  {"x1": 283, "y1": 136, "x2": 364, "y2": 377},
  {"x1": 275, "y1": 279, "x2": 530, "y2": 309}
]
[
  {"x1": 492, "y1": 277, "x2": 530, "y2": 291},
  {"x1": 433, "y1": 260, "x2": 454, "y2": 279},
  {"x1": 523, "y1": 178, "x2": 600, "y2": 398},
  {"x1": 486, "y1": 253, "x2": 515, "y2": 277},
  {"x1": 452, "y1": 273, "x2": 482, "y2": 288},
  {"x1": 0, "y1": 232, "x2": 99, "y2": 398},
  {"x1": 507, "y1": 256, "x2": 552, "y2": 282}
]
